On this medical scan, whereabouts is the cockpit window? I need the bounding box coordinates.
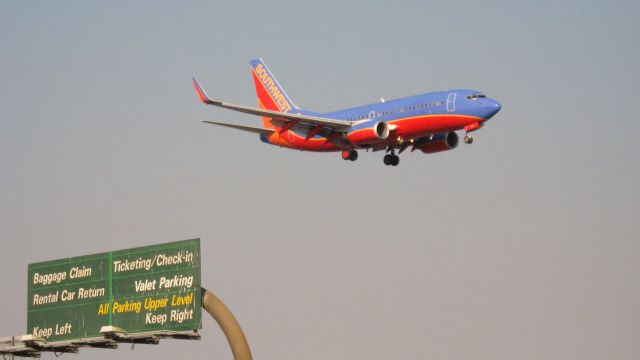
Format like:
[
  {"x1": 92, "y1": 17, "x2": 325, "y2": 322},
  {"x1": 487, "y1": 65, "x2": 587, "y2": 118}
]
[{"x1": 466, "y1": 94, "x2": 487, "y2": 100}]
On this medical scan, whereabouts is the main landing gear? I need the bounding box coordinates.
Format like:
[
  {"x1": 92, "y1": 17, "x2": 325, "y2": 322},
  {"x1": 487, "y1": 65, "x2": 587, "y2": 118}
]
[
  {"x1": 341, "y1": 149, "x2": 358, "y2": 161},
  {"x1": 464, "y1": 134, "x2": 474, "y2": 144},
  {"x1": 340, "y1": 148, "x2": 399, "y2": 166},
  {"x1": 383, "y1": 154, "x2": 400, "y2": 166},
  {"x1": 382, "y1": 144, "x2": 400, "y2": 166},
  {"x1": 382, "y1": 146, "x2": 400, "y2": 166}
]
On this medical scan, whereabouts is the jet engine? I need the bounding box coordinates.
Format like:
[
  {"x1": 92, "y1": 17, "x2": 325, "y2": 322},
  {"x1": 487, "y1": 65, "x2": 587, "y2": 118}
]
[
  {"x1": 347, "y1": 121, "x2": 390, "y2": 144},
  {"x1": 416, "y1": 132, "x2": 459, "y2": 153}
]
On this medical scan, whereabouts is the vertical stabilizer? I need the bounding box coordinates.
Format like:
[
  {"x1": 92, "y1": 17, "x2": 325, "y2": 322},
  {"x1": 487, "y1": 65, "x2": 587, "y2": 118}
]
[{"x1": 250, "y1": 59, "x2": 299, "y2": 116}]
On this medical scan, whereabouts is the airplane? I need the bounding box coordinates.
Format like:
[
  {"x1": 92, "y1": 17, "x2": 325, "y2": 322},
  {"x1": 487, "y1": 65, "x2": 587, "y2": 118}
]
[{"x1": 193, "y1": 59, "x2": 501, "y2": 166}]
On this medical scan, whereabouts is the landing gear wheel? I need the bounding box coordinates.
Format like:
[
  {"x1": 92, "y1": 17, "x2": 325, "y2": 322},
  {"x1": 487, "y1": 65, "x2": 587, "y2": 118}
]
[
  {"x1": 464, "y1": 135, "x2": 474, "y2": 144},
  {"x1": 383, "y1": 154, "x2": 400, "y2": 166},
  {"x1": 342, "y1": 150, "x2": 358, "y2": 161}
]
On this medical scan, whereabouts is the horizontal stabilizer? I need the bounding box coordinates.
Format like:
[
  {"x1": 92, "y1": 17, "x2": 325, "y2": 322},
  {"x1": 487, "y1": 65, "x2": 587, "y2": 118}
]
[{"x1": 200, "y1": 120, "x2": 275, "y2": 135}]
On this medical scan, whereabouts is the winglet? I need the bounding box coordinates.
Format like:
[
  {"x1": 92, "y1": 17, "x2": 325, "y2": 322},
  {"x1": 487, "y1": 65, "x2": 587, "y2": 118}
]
[{"x1": 192, "y1": 77, "x2": 219, "y2": 105}]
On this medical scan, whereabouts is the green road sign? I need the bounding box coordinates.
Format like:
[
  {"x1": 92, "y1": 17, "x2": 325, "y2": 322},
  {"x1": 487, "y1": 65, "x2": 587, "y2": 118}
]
[{"x1": 27, "y1": 239, "x2": 201, "y2": 342}]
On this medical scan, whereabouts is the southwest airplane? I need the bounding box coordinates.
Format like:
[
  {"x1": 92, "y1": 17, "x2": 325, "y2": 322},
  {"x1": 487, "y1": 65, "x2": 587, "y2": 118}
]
[{"x1": 193, "y1": 59, "x2": 501, "y2": 166}]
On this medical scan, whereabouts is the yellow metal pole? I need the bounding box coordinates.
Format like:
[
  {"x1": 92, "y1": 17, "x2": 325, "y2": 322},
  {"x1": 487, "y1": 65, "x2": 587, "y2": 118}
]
[{"x1": 201, "y1": 287, "x2": 253, "y2": 360}]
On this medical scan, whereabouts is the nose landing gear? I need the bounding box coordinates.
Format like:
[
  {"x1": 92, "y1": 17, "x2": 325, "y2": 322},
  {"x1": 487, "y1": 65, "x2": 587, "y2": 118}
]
[{"x1": 464, "y1": 122, "x2": 482, "y2": 144}]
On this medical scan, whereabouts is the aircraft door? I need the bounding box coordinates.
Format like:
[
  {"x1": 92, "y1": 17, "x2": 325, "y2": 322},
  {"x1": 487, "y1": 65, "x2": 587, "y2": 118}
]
[{"x1": 446, "y1": 93, "x2": 457, "y2": 112}]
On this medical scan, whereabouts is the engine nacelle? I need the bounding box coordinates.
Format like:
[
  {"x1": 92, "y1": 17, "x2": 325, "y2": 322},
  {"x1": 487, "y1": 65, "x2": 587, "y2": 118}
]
[
  {"x1": 347, "y1": 121, "x2": 390, "y2": 144},
  {"x1": 416, "y1": 132, "x2": 459, "y2": 154}
]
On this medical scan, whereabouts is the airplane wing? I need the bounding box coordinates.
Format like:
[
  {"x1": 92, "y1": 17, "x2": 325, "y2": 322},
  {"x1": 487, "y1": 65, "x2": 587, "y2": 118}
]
[
  {"x1": 193, "y1": 77, "x2": 354, "y2": 132},
  {"x1": 200, "y1": 120, "x2": 276, "y2": 135}
]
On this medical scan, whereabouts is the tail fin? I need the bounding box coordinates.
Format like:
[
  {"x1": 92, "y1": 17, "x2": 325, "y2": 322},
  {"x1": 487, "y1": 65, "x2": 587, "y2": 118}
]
[{"x1": 250, "y1": 59, "x2": 298, "y2": 115}]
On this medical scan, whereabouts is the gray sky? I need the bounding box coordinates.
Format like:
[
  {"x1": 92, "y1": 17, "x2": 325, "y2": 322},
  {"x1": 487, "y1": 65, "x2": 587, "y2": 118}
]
[{"x1": 1, "y1": 1, "x2": 639, "y2": 359}]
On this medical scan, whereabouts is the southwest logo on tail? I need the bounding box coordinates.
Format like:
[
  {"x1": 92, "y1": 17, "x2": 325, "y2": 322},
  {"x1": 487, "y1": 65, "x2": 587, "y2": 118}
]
[
  {"x1": 193, "y1": 58, "x2": 501, "y2": 166},
  {"x1": 250, "y1": 59, "x2": 297, "y2": 113}
]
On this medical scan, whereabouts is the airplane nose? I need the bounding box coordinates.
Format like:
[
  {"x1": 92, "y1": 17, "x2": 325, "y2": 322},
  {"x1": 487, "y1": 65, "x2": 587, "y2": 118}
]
[
  {"x1": 491, "y1": 99, "x2": 501, "y2": 112},
  {"x1": 485, "y1": 99, "x2": 501, "y2": 119}
]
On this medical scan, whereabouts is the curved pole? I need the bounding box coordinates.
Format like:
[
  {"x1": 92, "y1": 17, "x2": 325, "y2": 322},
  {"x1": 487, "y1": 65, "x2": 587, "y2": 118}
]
[{"x1": 201, "y1": 287, "x2": 253, "y2": 360}]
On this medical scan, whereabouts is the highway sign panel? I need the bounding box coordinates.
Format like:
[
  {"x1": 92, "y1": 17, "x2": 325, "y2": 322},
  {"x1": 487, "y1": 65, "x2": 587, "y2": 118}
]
[{"x1": 27, "y1": 239, "x2": 201, "y2": 342}]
